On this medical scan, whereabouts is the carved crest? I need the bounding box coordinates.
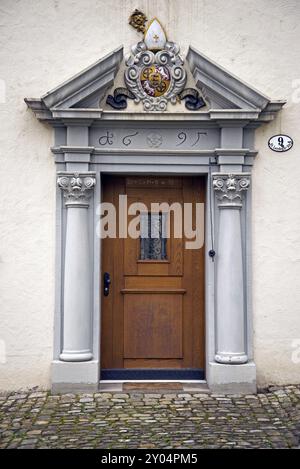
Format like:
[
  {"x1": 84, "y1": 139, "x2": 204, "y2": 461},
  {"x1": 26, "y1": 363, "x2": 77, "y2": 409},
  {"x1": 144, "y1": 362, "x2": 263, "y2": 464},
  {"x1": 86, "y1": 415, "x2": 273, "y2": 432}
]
[
  {"x1": 107, "y1": 11, "x2": 205, "y2": 112},
  {"x1": 125, "y1": 41, "x2": 186, "y2": 111}
]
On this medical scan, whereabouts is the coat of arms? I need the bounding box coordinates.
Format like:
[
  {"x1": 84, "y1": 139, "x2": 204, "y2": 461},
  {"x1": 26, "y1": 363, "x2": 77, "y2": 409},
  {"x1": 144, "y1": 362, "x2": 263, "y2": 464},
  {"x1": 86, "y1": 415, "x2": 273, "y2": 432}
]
[
  {"x1": 140, "y1": 64, "x2": 171, "y2": 97},
  {"x1": 107, "y1": 10, "x2": 205, "y2": 112}
]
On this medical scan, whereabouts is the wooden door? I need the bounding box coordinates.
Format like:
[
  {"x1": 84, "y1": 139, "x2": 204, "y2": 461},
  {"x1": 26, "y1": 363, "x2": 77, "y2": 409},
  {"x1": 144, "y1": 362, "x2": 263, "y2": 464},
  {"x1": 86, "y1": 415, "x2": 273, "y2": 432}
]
[{"x1": 101, "y1": 176, "x2": 205, "y2": 379}]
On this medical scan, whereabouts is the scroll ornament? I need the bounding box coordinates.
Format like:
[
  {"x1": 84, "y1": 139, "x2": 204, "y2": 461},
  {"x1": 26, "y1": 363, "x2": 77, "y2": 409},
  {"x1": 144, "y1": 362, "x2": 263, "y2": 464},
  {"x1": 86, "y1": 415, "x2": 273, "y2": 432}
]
[
  {"x1": 212, "y1": 174, "x2": 251, "y2": 207},
  {"x1": 57, "y1": 173, "x2": 96, "y2": 204}
]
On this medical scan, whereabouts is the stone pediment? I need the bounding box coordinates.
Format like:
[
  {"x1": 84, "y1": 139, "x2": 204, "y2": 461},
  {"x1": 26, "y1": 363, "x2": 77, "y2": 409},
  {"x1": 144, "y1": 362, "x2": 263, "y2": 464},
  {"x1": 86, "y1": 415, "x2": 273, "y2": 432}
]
[
  {"x1": 25, "y1": 44, "x2": 284, "y2": 124},
  {"x1": 25, "y1": 46, "x2": 124, "y2": 120}
]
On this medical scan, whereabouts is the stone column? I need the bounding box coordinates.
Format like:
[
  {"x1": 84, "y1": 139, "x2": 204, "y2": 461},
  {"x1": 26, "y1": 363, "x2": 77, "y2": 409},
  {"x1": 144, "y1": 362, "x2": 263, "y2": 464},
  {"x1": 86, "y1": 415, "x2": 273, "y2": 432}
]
[
  {"x1": 212, "y1": 173, "x2": 251, "y2": 364},
  {"x1": 57, "y1": 172, "x2": 96, "y2": 362}
]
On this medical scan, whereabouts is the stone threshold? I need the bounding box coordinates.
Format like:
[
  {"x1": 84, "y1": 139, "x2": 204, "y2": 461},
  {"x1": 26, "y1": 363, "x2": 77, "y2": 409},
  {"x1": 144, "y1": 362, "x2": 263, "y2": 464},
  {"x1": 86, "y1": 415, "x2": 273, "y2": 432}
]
[{"x1": 99, "y1": 381, "x2": 210, "y2": 393}]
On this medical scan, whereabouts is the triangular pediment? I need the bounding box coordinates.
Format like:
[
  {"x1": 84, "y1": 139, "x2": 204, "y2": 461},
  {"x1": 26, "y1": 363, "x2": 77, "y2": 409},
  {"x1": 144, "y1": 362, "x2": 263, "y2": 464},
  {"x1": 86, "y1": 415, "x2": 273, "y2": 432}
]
[
  {"x1": 25, "y1": 44, "x2": 284, "y2": 123},
  {"x1": 186, "y1": 46, "x2": 283, "y2": 113},
  {"x1": 25, "y1": 46, "x2": 124, "y2": 118},
  {"x1": 44, "y1": 46, "x2": 123, "y2": 109}
]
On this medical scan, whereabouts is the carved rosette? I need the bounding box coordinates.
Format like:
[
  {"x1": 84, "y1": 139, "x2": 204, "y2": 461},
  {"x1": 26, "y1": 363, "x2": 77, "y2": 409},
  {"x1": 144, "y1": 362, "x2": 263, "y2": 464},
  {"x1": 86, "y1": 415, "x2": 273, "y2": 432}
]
[
  {"x1": 125, "y1": 41, "x2": 186, "y2": 111},
  {"x1": 212, "y1": 173, "x2": 251, "y2": 208},
  {"x1": 57, "y1": 172, "x2": 96, "y2": 207}
]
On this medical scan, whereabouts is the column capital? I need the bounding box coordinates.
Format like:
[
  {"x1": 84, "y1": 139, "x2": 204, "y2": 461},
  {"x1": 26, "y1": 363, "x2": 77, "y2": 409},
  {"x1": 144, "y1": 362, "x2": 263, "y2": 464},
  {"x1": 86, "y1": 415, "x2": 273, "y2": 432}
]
[
  {"x1": 57, "y1": 171, "x2": 96, "y2": 207},
  {"x1": 212, "y1": 172, "x2": 251, "y2": 208}
]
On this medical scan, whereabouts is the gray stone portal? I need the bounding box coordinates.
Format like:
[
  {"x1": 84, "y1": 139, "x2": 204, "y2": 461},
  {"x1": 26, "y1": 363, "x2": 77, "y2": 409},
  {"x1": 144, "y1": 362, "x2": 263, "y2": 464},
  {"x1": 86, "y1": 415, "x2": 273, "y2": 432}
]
[{"x1": 25, "y1": 45, "x2": 285, "y2": 394}]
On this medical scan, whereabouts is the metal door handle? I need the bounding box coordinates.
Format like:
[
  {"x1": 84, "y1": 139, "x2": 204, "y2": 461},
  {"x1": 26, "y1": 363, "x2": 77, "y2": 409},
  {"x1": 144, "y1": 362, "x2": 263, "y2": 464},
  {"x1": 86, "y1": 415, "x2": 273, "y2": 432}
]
[{"x1": 103, "y1": 272, "x2": 111, "y2": 296}]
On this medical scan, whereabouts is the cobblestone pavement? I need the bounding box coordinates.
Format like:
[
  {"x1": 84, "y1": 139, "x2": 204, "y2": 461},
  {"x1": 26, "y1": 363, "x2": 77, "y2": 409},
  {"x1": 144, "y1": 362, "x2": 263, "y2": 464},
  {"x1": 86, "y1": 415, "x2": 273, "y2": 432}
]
[{"x1": 0, "y1": 386, "x2": 299, "y2": 449}]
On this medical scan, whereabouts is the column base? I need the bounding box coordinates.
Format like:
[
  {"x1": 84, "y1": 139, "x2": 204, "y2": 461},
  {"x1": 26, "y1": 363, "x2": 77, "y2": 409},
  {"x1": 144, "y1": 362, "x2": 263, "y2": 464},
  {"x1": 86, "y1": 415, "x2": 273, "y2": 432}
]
[
  {"x1": 207, "y1": 360, "x2": 256, "y2": 394},
  {"x1": 59, "y1": 350, "x2": 93, "y2": 362},
  {"x1": 215, "y1": 352, "x2": 248, "y2": 364},
  {"x1": 51, "y1": 360, "x2": 99, "y2": 393}
]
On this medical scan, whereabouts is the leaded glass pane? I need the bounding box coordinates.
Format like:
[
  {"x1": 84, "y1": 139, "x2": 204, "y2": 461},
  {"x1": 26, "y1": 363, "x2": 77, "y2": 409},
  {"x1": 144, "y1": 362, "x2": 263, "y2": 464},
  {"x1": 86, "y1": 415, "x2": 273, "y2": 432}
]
[{"x1": 140, "y1": 212, "x2": 167, "y2": 260}]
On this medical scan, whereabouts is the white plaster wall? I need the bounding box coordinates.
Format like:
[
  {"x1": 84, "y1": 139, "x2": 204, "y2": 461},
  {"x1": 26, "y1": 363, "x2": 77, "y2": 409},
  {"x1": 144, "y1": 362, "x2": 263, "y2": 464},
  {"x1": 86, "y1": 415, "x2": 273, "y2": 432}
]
[{"x1": 0, "y1": 0, "x2": 299, "y2": 390}]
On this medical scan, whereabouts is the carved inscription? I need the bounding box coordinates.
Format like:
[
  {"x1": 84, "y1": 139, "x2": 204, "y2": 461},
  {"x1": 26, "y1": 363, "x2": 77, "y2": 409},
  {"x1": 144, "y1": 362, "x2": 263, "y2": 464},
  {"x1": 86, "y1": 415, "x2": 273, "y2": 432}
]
[{"x1": 96, "y1": 129, "x2": 209, "y2": 149}]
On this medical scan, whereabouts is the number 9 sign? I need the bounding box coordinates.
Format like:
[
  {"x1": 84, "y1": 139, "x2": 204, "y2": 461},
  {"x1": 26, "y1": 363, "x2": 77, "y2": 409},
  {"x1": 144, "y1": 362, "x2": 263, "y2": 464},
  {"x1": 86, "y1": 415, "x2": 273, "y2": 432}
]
[{"x1": 268, "y1": 134, "x2": 293, "y2": 152}]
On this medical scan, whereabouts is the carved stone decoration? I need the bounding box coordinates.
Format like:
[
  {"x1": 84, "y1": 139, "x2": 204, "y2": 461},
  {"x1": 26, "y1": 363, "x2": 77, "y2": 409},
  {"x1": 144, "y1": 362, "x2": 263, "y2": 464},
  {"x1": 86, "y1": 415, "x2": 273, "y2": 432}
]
[
  {"x1": 125, "y1": 14, "x2": 187, "y2": 112},
  {"x1": 147, "y1": 132, "x2": 163, "y2": 148},
  {"x1": 125, "y1": 44, "x2": 186, "y2": 111},
  {"x1": 103, "y1": 12, "x2": 207, "y2": 112},
  {"x1": 57, "y1": 172, "x2": 96, "y2": 206},
  {"x1": 212, "y1": 173, "x2": 251, "y2": 207}
]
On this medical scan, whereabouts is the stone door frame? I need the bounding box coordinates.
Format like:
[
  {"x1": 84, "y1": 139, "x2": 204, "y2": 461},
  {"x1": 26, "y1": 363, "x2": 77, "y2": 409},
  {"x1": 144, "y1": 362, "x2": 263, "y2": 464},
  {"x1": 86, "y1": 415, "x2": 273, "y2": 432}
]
[{"x1": 25, "y1": 45, "x2": 285, "y2": 393}]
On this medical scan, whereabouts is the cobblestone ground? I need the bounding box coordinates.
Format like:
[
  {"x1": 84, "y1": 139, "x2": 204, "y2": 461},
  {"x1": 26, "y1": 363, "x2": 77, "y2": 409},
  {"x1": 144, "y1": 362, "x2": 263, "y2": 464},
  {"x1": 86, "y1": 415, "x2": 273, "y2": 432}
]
[{"x1": 0, "y1": 386, "x2": 299, "y2": 449}]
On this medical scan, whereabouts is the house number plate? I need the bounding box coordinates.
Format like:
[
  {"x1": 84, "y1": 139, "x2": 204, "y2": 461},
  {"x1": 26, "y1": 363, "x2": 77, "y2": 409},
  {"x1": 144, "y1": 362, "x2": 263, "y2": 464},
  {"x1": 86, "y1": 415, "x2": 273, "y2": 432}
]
[{"x1": 268, "y1": 134, "x2": 293, "y2": 152}]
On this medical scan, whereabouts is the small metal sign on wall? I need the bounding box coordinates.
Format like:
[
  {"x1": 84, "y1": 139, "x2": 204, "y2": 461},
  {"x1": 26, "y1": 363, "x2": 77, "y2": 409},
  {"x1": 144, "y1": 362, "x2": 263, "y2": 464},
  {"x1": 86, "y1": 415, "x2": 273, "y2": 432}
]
[{"x1": 268, "y1": 134, "x2": 293, "y2": 152}]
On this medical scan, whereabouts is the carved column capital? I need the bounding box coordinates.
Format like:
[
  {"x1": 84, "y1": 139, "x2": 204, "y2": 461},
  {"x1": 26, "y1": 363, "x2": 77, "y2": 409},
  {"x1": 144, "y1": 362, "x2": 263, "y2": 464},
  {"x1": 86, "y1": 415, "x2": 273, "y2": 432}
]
[
  {"x1": 57, "y1": 172, "x2": 96, "y2": 207},
  {"x1": 212, "y1": 173, "x2": 251, "y2": 208}
]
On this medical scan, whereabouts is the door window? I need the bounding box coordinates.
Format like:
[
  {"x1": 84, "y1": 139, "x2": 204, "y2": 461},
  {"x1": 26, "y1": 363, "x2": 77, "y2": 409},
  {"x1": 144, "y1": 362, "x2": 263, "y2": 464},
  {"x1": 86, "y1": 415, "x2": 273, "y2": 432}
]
[{"x1": 140, "y1": 212, "x2": 167, "y2": 260}]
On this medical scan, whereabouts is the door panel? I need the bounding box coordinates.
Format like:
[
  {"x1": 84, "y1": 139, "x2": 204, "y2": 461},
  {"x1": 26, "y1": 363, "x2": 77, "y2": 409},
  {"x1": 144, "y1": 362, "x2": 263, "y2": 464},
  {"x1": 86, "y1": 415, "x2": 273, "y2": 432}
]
[
  {"x1": 101, "y1": 175, "x2": 205, "y2": 379},
  {"x1": 124, "y1": 293, "x2": 183, "y2": 359}
]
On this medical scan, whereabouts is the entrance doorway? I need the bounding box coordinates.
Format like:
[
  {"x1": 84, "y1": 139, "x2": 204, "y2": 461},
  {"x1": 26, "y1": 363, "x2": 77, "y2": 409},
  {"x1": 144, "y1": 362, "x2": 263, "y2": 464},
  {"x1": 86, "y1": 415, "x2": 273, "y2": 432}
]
[{"x1": 101, "y1": 175, "x2": 205, "y2": 379}]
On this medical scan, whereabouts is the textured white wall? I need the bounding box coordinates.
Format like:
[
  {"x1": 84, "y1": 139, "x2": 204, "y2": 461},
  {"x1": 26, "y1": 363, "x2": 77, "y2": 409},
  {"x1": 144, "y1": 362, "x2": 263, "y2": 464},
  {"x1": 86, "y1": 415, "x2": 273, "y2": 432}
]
[{"x1": 0, "y1": 0, "x2": 299, "y2": 390}]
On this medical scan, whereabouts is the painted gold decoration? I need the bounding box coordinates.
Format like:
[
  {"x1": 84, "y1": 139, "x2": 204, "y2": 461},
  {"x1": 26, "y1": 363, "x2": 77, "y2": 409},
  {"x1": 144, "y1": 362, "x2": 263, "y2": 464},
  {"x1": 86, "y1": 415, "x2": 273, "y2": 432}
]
[
  {"x1": 129, "y1": 9, "x2": 147, "y2": 33},
  {"x1": 140, "y1": 64, "x2": 170, "y2": 97}
]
